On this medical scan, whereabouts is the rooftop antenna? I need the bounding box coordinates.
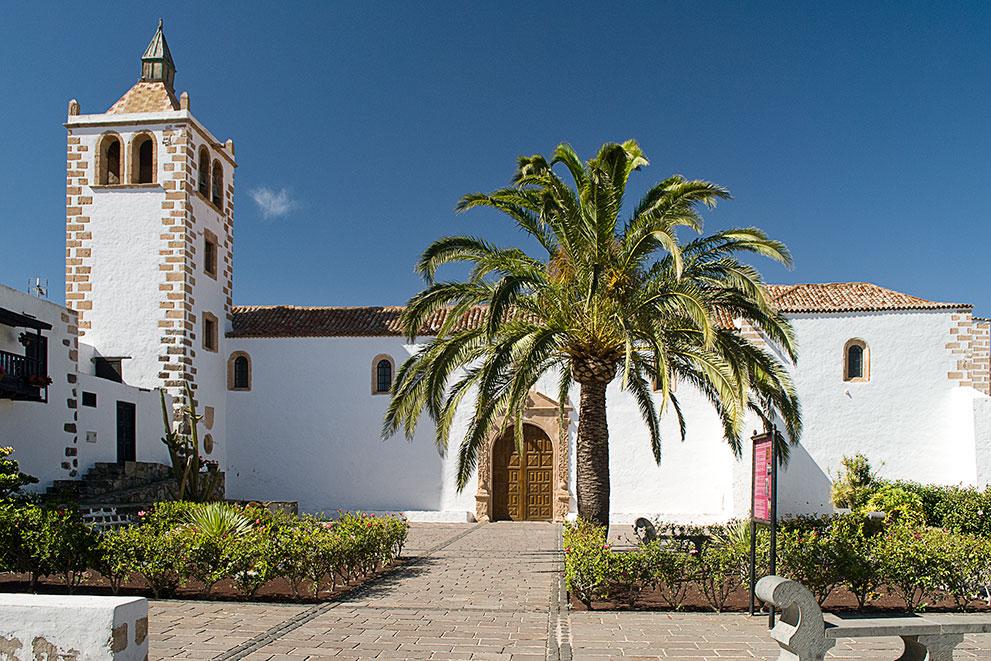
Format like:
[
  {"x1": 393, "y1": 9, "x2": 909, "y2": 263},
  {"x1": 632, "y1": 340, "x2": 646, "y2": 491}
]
[{"x1": 28, "y1": 277, "x2": 48, "y2": 299}]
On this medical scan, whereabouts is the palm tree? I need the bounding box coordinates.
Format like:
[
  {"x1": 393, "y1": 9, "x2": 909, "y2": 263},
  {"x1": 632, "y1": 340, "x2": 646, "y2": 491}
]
[{"x1": 384, "y1": 140, "x2": 801, "y2": 528}]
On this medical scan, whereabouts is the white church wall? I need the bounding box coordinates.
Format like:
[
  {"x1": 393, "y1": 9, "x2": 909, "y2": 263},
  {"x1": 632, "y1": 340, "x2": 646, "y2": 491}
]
[
  {"x1": 576, "y1": 376, "x2": 737, "y2": 525},
  {"x1": 225, "y1": 336, "x2": 456, "y2": 516},
  {"x1": 786, "y1": 309, "x2": 976, "y2": 489},
  {"x1": 224, "y1": 306, "x2": 987, "y2": 523}
]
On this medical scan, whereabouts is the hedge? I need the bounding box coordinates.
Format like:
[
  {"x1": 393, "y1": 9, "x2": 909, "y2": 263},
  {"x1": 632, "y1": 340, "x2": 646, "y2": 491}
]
[
  {"x1": 564, "y1": 513, "x2": 991, "y2": 612},
  {"x1": 0, "y1": 500, "x2": 409, "y2": 599}
]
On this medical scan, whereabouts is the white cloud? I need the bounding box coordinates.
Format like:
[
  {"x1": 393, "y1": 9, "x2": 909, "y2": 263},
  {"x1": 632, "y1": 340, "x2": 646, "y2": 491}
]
[{"x1": 250, "y1": 187, "x2": 298, "y2": 220}]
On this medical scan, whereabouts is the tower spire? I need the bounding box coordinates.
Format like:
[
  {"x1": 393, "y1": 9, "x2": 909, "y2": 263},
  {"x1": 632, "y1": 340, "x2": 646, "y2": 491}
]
[{"x1": 141, "y1": 18, "x2": 176, "y2": 91}]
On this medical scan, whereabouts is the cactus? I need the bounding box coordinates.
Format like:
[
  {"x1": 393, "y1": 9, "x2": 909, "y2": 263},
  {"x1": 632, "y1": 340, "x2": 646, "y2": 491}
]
[{"x1": 160, "y1": 383, "x2": 222, "y2": 502}]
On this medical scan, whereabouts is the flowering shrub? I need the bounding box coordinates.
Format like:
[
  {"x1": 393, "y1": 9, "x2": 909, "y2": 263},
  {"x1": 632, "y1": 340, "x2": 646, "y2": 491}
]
[
  {"x1": 777, "y1": 524, "x2": 841, "y2": 605},
  {"x1": 0, "y1": 501, "x2": 409, "y2": 601}
]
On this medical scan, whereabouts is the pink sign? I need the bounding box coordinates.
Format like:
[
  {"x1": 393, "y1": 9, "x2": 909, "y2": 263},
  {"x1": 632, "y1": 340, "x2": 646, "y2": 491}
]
[{"x1": 753, "y1": 434, "x2": 773, "y2": 523}]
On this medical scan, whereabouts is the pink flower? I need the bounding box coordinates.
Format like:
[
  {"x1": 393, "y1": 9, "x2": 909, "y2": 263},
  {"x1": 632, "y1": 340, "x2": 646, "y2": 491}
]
[{"x1": 137, "y1": 510, "x2": 147, "y2": 517}]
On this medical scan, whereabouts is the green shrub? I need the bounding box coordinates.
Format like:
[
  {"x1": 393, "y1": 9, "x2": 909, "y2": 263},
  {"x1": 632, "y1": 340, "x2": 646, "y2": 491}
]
[
  {"x1": 696, "y1": 522, "x2": 748, "y2": 612},
  {"x1": 829, "y1": 513, "x2": 884, "y2": 609},
  {"x1": 0, "y1": 447, "x2": 38, "y2": 499},
  {"x1": 139, "y1": 501, "x2": 199, "y2": 531},
  {"x1": 643, "y1": 540, "x2": 695, "y2": 610},
  {"x1": 184, "y1": 503, "x2": 253, "y2": 593},
  {"x1": 938, "y1": 532, "x2": 991, "y2": 610},
  {"x1": 607, "y1": 546, "x2": 656, "y2": 608},
  {"x1": 831, "y1": 454, "x2": 878, "y2": 510},
  {"x1": 0, "y1": 498, "x2": 408, "y2": 601},
  {"x1": 269, "y1": 518, "x2": 320, "y2": 597},
  {"x1": 878, "y1": 525, "x2": 952, "y2": 611},
  {"x1": 3, "y1": 505, "x2": 96, "y2": 592},
  {"x1": 563, "y1": 519, "x2": 610, "y2": 608},
  {"x1": 111, "y1": 525, "x2": 189, "y2": 598},
  {"x1": 225, "y1": 527, "x2": 272, "y2": 597},
  {"x1": 863, "y1": 486, "x2": 926, "y2": 526},
  {"x1": 96, "y1": 527, "x2": 138, "y2": 594},
  {"x1": 777, "y1": 526, "x2": 840, "y2": 605},
  {"x1": 884, "y1": 482, "x2": 991, "y2": 534},
  {"x1": 932, "y1": 487, "x2": 991, "y2": 536}
]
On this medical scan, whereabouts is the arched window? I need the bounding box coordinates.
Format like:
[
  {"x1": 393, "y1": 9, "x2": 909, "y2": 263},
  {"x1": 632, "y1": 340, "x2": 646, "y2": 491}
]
[
  {"x1": 130, "y1": 133, "x2": 156, "y2": 184},
  {"x1": 228, "y1": 352, "x2": 251, "y2": 391},
  {"x1": 97, "y1": 133, "x2": 122, "y2": 185},
  {"x1": 844, "y1": 339, "x2": 869, "y2": 382},
  {"x1": 372, "y1": 355, "x2": 394, "y2": 394},
  {"x1": 233, "y1": 356, "x2": 249, "y2": 388},
  {"x1": 198, "y1": 147, "x2": 210, "y2": 196},
  {"x1": 211, "y1": 160, "x2": 224, "y2": 209}
]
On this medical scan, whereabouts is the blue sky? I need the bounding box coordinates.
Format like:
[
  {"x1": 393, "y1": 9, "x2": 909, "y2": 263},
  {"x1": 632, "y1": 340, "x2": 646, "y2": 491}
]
[{"x1": 1, "y1": 3, "x2": 989, "y2": 313}]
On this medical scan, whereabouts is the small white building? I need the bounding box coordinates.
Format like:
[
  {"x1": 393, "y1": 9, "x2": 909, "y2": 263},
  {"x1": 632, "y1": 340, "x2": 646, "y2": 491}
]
[{"x1": 2, "y1": 24, "x2": 989, "y2": 522}]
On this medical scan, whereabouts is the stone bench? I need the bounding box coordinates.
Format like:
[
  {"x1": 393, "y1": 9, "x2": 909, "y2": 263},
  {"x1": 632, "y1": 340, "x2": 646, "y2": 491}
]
[
  {"x1": 0, "y1": 594, "x2": 148, "y2": 660},
  {"x1": 756, "y1": 575, "x2": 991, "y2": 661}
]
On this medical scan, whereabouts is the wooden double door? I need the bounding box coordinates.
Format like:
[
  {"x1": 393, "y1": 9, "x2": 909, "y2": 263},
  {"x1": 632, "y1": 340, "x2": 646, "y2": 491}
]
[{"x1": 492, "y1": 425, "x2": 554, "y2": 521}]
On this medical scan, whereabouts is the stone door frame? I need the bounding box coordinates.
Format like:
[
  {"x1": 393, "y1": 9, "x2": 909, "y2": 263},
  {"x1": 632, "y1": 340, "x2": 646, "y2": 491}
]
[{"x1": 475, "y1": 391, "x2": 571, "y2": 522}]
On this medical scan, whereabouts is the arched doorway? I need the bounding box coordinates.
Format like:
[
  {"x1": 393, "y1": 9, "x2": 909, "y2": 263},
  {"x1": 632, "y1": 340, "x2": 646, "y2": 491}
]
[{"x1": 492, "y1": 424, "x2": 554, "y2": 521}]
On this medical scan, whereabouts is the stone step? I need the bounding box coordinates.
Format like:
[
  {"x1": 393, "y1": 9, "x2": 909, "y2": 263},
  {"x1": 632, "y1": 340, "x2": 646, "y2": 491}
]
[{"x1": 44, "y1": 462, "x2": 181, "y2": 504}]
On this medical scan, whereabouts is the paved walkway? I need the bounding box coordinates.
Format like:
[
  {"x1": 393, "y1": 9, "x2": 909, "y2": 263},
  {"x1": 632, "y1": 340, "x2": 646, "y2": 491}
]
[{"x1": 149, "y1": 522, "x2": 991, "y2": 660}]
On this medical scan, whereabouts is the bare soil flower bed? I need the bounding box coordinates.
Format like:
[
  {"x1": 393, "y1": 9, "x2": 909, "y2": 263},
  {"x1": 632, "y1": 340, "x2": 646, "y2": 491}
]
[{"x1": 0, "y1": 559, "x2": 406, "y2": 603}]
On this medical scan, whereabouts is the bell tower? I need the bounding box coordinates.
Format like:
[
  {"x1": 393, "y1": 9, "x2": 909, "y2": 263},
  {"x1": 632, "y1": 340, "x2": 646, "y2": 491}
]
[{"x1": 64, "y1": 20, "x2": 235, "y2": 463}]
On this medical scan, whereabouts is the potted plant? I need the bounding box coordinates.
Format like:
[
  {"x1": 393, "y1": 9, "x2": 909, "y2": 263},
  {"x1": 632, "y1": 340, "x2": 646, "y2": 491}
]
[{"x1": 26, "y1": 374, "x2": 52, "y2": 388}]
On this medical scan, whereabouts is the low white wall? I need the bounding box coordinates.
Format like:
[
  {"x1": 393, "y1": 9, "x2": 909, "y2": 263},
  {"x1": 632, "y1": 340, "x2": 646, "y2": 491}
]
[
  {"x1": 75, "y1": 371, "x2": 170, "y2": 473},
  {"x1": 0, "y1": 594, "x2": 148, "y2": 660}
]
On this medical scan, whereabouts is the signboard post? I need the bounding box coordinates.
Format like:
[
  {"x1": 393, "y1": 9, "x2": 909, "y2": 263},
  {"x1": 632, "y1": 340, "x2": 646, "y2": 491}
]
[{"x1": 748, "y1": 429, "x2": 778, "y2": 627}]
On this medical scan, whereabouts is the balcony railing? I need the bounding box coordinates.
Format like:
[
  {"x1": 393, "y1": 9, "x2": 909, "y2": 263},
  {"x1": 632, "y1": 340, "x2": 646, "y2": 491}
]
[{"x1": 0, "y1": 349, "x2": 45, "y2": 401}]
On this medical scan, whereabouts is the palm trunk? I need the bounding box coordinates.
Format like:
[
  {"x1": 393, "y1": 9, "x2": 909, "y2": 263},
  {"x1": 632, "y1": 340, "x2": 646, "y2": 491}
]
[{"x1": 576, "y1": 378, "x2": 611, "y2": 530}]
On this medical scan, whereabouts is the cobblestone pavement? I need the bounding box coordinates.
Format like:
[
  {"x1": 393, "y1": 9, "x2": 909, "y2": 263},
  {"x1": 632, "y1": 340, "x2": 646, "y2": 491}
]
[
  {"x1": 569, "y1": 611, "x2": 991, "y2": 659},
  {"x1": 149, "y1": 522, "x2": 991, "y2": 660},
  {"x1": 150, "y1": 522, "x2": 560, "y2": 660}
]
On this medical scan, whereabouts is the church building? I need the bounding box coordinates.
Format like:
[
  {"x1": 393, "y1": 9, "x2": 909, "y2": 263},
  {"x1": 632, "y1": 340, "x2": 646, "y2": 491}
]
[{"x1": 2, "y1": 24, "x2": 989, "y2": 523}]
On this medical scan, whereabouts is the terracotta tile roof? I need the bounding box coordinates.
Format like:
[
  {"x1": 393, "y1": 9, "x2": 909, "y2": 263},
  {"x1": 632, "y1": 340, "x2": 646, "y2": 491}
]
[
  {"x1": 229, "y1": 305, "x2": 488, "y2": 338},
  {"x1": 230, "y1": 283, "x2": 969, "y2": 339},
  {"x1": 106, "y1": 81, "x2": 179, "y2": 114},
  {"x1": 765, "y1": 282, "x2": 968, "y2": 314}
]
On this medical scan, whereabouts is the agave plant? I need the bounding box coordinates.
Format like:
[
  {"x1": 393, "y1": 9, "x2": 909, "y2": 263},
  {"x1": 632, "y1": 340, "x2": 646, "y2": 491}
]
[
  {"x1": 385, "y1": 140, "x2": 801, "y2": 528},
  {"x1": 185, "y1": 503, "x2": 252, "y2": 541}
]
